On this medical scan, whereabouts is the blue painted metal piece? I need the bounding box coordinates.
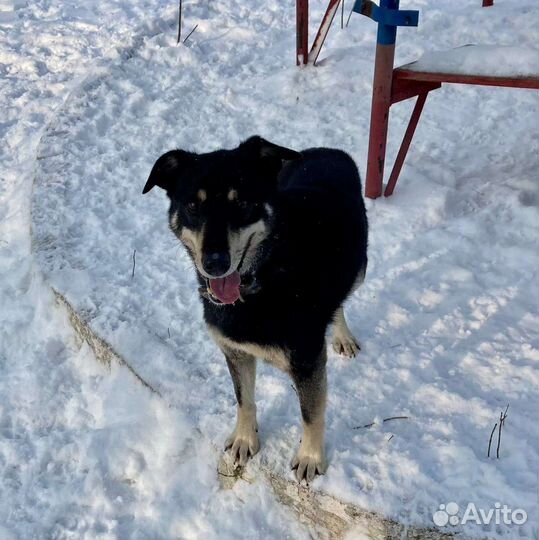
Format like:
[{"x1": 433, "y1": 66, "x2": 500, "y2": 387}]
[{"x1": 352, "y1": 0, "x2": 419, "y2": 45}]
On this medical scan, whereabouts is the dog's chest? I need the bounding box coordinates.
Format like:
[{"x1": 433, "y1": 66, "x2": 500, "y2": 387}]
[{"x1": 207, "y1": 324, "x2": 291, "y2": 373}]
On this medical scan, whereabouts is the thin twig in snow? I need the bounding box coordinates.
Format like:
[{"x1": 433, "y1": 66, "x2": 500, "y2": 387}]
[
  {"x1": 355, "y1": 421, "x2": 376, "y2": 429},
  {"x1": 383, "y1": 416, "x2": 409, "y2": 423},
  {"x1": 496, "y1": 404, "x2": 509, "y2": 459},
  {"x1": 341, "y1": 0, "x2": 345, "y2": 29},
  {"x1": 487, "y1": 404, "x2": 509, "y2": 458},
  {"x1": 487, "y1": 422, "x2": 497, "y2": 458},
  {"x1": 352, "y1": 415, "x2": 409, "y2": 430},
  {"x1": 346, "y1": 3, "x2": 354, "y2": 27},
  {"x1": 183, "y1": 24, "x2": 198, "y2": 44},
  {"x1": 177, "y1": 0, "x2": 182, "y2": 44},
  {"x1": 131, "y1": 249, "x2": 136, "y2": 279}
]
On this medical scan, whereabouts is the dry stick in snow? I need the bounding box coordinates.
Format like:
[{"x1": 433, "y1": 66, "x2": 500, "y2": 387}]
[
  {"x1": 383, "y1": 415, "x2": 409, "y2": 423},
  {"x1": 496, "y1": 404, "x2": 509, "y2": 459},
  {"x1": 487, "y1": 422, "x2": 498, "y2": 458},
  {"x1": 352, "y1": 415, "x2": 409, "y2": 430},
  {"x1": 341, "y1": 0, "x2": 345, "y2": 29},
  {"x1": 131, "y1": 249, "x2": 136, "y2": 279},
  {"x1": 346, "y1": 3, "x2": 354, "y2": 27},
  {"x1": 177, "y1": 0, "x2": 182, "y2": 44},
  {"x1": 487, "y1": 404, "x2": 509, "y2": 458},
  {"x1": 183, "y1": 24, "x2": 198, "y2": 44}
]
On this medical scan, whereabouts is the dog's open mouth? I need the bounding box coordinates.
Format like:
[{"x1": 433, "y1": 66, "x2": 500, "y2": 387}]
[
  {"x1": 199, "y1": 272, "x2": 261, "y2": 305},
  {"x1": 201, "y1": 234, "x2": 257, "y2": 305},
  {"x1": 208, "y1": 271, "x2": 241, "y2": 305}
]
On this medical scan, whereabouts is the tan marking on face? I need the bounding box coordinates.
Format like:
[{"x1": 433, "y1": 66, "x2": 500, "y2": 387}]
[
  {"x1": 197, "y1": 189, "x2": 207, "y2": 202},
  {"x1": 227, "y1": 189, "x2": 238, "y2": 201},
  {"x1": 208, "y1": 325, "x2": 291, "y2": 373},
  {"x1": 228, "y1": 219, "x2": 268, "y2": 274},
  {"x1": 179, "y1": 226, "x2": 205, "y2": 269}
]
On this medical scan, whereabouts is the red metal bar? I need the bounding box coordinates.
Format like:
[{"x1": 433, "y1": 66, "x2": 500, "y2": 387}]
[
  {"x1": 309, "y1": 0, "x2": 341, "y2": 65},
  {"x1": 365, "y1": 43, "x2": 396, "y2": 199},
  {"x1": 391, "y1": 78, "x2": 441, "y2": 104},
  {"x1": 296, "y1": 0, "x2": 309, "y2": 65},
  {"x1": 482, "y1": 0, "x2": 494, "y2": 7},
  {"x1": 384, "y1": 92, "x2": 429, "y2": 197},
  {"x1": 393, "y1": 68, "x2": 539, "y2": 90}
]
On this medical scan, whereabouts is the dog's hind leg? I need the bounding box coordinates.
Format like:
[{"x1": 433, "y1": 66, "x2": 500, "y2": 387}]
[
  {"x1": 331, "y1": 306, "x2": 361, "y2": 358},
  {"x1": 222, "y1": 347, "x2": 260, "y2": 466},
  {"x1": 291, "y1": 347, "x2": 328, "y2": 483}
]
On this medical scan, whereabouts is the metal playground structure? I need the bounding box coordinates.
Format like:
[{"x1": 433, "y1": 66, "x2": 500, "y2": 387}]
[{"x1": 296, "y1": 0, "x2": 539, "y2": 199}]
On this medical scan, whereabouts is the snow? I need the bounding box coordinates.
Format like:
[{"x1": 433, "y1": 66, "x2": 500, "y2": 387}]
[
  {"x1": 2, "y1": 0, "x2": 539, "y2": 539},
  {"x1": 404, "y1": 45, "x2": 539, "y2": 79}
]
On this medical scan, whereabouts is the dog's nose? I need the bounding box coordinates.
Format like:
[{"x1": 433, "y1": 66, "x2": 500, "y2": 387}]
[{"x1": 202, "y1": 251, "x2": 231, "y2": 277}]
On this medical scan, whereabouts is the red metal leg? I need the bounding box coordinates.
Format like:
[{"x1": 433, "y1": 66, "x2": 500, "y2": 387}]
[
  {"x1": 296, "y1": 0, "x2": 309, "y2": 65},
  {"x1": 384, "y1": 91, "x2": 428, "y2": 197},
  {"x1": 365, "y1": 43, "x2": 396, "y2": 199},
  {"x1": 309, "y1": 0, "x2": 341, "y2": 65},
  {"x1": 482, "y1": 0, "x2": 494, "y2": 7}
]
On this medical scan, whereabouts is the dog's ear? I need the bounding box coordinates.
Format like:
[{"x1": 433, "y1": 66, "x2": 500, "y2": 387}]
[
  {"x1": 142, "y1": 150, "x2": 194, "y2": 195},
  {"x1": 241, "y1": 136, "x2": 301, "y2": 162}
]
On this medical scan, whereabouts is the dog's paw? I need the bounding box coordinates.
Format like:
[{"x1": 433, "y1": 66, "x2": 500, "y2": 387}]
[
  {"x1": 291, "y1": 448, "x2": 327, "y2": 484},
  {"x1": 332, "y1": 333, "x2": 361, "y2": 358},
  {"x1": 224, "y1": 429, "x2": 260, "y2": 467}
]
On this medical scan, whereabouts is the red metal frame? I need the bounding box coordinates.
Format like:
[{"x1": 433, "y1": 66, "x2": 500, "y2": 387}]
[
  {"x1": 361, "y1": 0, "x2": 420, "y2": 199},
  {"x1": 295, "y1": 0, "x2": 538, "y2": 199},
  {"x1": 296, "y1": 0, "x2": 309, "y2": 65},
  {"x1": 384, "y1": 91, "x2": 428, "y2": 196},
  {"x1": 310, "y1": 0, "x2": 341, "y2": 65},
  {"x1": 295, "y1": 0, "x2": 343, "y2": 65},
  {"x1": 365, "y1": 43, "x2": 397, "y2": 199},
  {"x1": 365, "y1": 57, "x2": 539, "y2": 199},
  {"x1": 394, "y1": 68, "x2": 539, "y2": 90},
  {"x1": 391, "y1": 79, "x2": 440, "y2": 103}
]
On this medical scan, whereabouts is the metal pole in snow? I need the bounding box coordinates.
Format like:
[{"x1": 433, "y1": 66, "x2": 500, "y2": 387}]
[{"x1": 365, "y1": 0, "x2": 399, "y2": 198}]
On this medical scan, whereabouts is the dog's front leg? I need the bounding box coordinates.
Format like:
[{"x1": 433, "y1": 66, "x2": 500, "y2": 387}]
[
  {"x1": 332, "y1": 306, "x2": 361, "y2": 358},
  {"x1": 222, "y1": 347, "x2": 260, "y2": 466},
  {"x1": 291, "y1": 346, "x2": 328, "y2": 483}
]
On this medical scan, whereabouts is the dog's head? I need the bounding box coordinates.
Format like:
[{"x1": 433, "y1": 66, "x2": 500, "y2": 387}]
[{"x1": 143, "y1": 136, "x2": 301, "y2": 305}]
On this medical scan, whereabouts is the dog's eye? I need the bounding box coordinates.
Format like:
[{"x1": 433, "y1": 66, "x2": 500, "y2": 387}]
[
  {"x1": 236, "y1": 200, "x2": 249, "y2": 210},
  {"x1": 187, "y1": 201, "x2": 197, "y2": 213}
]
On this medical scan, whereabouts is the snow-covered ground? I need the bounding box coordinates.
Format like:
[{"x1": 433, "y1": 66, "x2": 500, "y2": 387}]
[{"x1": 2, "y1": 0, "x2": 539, "y2": 539}]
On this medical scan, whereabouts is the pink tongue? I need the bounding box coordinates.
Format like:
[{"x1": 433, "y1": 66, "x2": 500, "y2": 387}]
[{"x1": 209, "y1": 271, "x2": 241, "y2": 304}]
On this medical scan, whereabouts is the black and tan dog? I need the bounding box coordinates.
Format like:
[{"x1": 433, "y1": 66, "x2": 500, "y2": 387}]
[{"x1": 143, "y1": 136, "x2": 368, "y2": 483}]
